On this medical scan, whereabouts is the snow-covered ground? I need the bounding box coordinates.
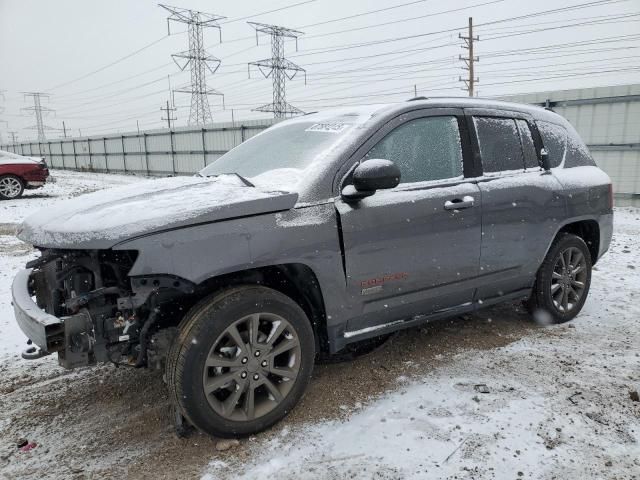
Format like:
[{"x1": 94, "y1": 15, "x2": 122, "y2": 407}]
[{"x1": 0, "y1": 170, "x2": 638, "y2": 479}]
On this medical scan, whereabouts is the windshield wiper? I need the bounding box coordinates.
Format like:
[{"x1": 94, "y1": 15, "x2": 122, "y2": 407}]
[
  {"x1": 232, "y1": 173, "x2": 255, "y2": 187},
  {"x1": 204, "y1": 172, "x2": 255, "y2": 187}
]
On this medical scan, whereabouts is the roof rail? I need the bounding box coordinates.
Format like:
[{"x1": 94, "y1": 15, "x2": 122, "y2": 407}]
[{"x1": 407, "y1": 96, "x2": 428, "y2": 101}]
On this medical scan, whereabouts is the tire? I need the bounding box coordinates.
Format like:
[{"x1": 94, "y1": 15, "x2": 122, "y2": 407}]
[
  {"x1": 167, "y1": 286, "x2": 315, "y2": 438},
  {"x1": 527, "y1": 233, "x2": 592, "y2": 324},
  {"x1": 0, "y1": 175, "x2": 24, "y2": 200}
]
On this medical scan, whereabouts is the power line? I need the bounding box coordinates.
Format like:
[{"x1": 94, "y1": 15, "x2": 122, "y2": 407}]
[
  {"x1": 221, "y1": 0, "x2": 318, "y2": 25},
  {"x1": 47, "y1": 35, "x2": 174, "y2": 92}
]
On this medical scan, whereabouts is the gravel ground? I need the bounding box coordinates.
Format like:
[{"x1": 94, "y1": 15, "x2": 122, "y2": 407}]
[{"x1": 0, "y1": 171, "x2": 638, "y2": 479}]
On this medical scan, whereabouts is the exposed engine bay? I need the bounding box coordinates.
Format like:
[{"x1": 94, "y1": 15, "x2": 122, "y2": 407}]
[{"x1": 26, "y1": 248, "x2": 193, "y2": 369}]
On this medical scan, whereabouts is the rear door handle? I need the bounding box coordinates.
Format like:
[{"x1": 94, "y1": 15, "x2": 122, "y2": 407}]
[{"x1": 444, "y1": 195, "x2": 475, "y2": 210}]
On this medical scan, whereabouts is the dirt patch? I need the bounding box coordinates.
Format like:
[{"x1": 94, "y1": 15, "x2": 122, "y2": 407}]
[
  {"x1": 0, "y1": 302, "x2": 538, "y2": 479},
  {"x1": 0, "y1": 224, "x2": 18, "y2": 236}
]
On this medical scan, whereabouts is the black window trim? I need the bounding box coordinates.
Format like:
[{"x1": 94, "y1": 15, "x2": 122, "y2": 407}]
[
  {"x1": 463, "y1": 107, "x2": 542, "y2": 178},
  {"x1": 333, "y1": 107, "x2": 474, "y2": 196}
]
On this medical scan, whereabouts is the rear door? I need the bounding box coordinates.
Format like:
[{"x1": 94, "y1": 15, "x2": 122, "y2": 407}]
[
  {"x1": 335, "y1": 108, "x2": 482, "y2": 334},
  {"x1": 466, "y1": 109, "x2": 565, "y2": 301}
]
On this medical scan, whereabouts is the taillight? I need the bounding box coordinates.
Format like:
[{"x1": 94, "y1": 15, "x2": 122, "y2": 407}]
[{"x1": 608, "y1": 183, "x2": 614, "y2": 209}]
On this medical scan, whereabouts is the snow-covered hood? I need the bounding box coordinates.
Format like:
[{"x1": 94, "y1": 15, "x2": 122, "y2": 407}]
[
  {"x1": 0, "y1": 151, "x2": 43, "y2": 165},
  {"x1": 17, "y1": 175, "x2": 298, "y2": 249}
]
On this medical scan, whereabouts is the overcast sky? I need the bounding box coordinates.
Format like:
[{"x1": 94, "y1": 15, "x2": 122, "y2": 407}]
[{"x1": 1, "y1": 0, "x2": 639, "y2": 141}]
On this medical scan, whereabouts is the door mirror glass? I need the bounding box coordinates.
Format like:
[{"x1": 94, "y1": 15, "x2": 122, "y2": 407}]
[{"x1": 342, "y1": 159, "x2": 401, "y2": 201}]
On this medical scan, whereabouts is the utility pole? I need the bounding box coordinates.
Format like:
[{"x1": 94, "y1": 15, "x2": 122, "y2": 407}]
[
  {"x1": 248, "y1": 22, "x2": 306, "y2": 118},
  {"x1": 22, "y1": 92, "x2": 55, "y2": 142},
  {"x1": 160, "y1": 4, "x2": 225, "y2": 126},
  {"x1": 161, "y1": 100, "x2": 177, "y2": 130},
  {"x1": 459, "y1": 17, "x2": 479, "y2": 97}
]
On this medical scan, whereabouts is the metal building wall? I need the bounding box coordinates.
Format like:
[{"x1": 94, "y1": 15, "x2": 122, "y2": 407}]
[
  {"x1": 0, "y1": 118, "x2": 279, "y2": 176},
  {"x1": 500, "y1": 84, "x2": 640, "y2": 206}
]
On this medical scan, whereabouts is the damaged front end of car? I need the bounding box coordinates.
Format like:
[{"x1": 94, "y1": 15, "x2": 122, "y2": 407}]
[{"x1": 13, "y1": 248, "x2": 194, "y2": 370}]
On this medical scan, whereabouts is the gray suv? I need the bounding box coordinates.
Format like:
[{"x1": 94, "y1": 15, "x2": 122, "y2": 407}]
[{"x1": 11, "y1": 98, "x2": 613, "y2": 437}]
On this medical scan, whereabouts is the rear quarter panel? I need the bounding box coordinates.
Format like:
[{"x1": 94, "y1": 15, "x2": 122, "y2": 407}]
[
  {"x1": 552, "y1": 165, "x2": 613, "y2": 259},
  {"x1": 0, "y1": 163, "x2": 48, "y2": 182}
]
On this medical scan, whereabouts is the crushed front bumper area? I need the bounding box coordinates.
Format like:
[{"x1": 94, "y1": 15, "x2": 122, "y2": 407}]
[{"x1": 12, "y1": 268, "x2": 92, "y2": 368}]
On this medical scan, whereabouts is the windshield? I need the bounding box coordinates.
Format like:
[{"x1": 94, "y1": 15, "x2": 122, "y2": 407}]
[{"x1": 200, "y1": 107, "x2": 382, "y2": 189}]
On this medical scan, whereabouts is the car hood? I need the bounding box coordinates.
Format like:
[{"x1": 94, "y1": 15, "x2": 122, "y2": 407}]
[
  {"x1": 18, "y1": 175, "x2": 298, "y2": 249},
  {"x1": 0, "y1": 155, "x2": 43, "y2": 166}
]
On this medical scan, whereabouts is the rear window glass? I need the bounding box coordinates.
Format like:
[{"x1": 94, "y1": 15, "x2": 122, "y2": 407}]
[
  {"x1": 536, "y1": 121, "x2": 566, "y2": 168},
  {"x1": 515, "y1": 119, "x2": 539, "y2": 170},
  {"x1": 473, "y1": 117, "x2": 525, "y2": 173}
]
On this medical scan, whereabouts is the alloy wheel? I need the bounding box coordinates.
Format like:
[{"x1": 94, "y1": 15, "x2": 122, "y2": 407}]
[
  {"x1": 202, "y1": 313, "x2": 301, "y2": 421},
  {"x1": 0, "y1": 176, "x2": 22, "y2": 199},
  {"x1": 550, "y1": 246, "x2": 588, "y2": 313}
]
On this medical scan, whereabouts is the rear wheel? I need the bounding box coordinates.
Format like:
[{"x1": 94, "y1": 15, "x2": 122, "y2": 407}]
[
  {"x1": 0, "y1": 175, "x2": 24, "y2": 200},
  {"x1": 167, "y1": 286, "x2": 315, "y2": 438},
  {"x1": 527, "y1": 233, "x2": 592, "y2": 324}
]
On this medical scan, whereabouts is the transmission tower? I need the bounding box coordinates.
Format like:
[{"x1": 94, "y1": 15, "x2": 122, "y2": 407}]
[
  {"x1": 248, "y1": 22, "x2": 306, "y2": 118},
  {"x1": 22, "y1": 92, "x2": 55, "y2": 142},
  {"x1": 459, "y1": 17, "x2": 479, "y2": 97},
  {"x1": 8, "y1": 131, "x2": 18, "y2": 144},
  {"x1": 160, "y1": 4, "x2": 225, "y2": 126}
]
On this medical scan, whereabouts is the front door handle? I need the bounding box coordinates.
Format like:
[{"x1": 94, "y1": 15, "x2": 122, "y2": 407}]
[{"x1": 444, "y1": 195, "x2": 475, "y2": 210}]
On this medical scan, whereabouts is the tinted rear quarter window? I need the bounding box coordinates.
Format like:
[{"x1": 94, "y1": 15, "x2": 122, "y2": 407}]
[
  {"x1": 536, "y1": 121, "x2": 567, "y2": 168},
  {"x1": 473, "y1": 117, "x2": 525, "y2": 173}
]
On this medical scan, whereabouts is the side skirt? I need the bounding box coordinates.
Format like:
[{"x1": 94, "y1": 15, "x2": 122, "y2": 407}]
[{"x1": 331, "y1": 288, "x2": 531, "y2": 353}]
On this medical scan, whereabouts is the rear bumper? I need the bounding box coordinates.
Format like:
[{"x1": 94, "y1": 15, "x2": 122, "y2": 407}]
[
  {"x1": 12, "y1": 268, "x2": 64, "y2": 353},
  {"x1": 598, "y1": 212, "x2": 613, "y2": 260}
]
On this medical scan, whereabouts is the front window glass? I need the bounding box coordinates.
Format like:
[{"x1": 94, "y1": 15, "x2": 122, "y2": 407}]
[{"x1": 364, "y1": 116, "x2": 463, "y2": 184}]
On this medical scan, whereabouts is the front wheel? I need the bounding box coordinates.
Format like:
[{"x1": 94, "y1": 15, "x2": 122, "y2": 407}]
[
  {"x1": 166, "y1": 286, "x2": 315, "y2": 438},
  {"x1": 527, "y1": 233, "x2": 592, "y2": 324},
  {"x1": 0, "y1": 175, "x2": 24, "y2": 200}
]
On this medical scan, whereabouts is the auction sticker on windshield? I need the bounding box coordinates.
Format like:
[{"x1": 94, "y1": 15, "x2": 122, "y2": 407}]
[{"x1": 305, "y1": 123, "x2": 351, "y2": 133}]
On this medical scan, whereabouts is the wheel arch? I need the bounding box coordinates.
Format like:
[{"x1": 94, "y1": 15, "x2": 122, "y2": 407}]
[
  {"x1": 538, "y1": 218, "x2": 600, "y2": 275},
  {"x1": 192, "y1": 263, "x2": 329, "y2": 354},
  {"x1": 555, "y1": 219, "x2": 600, "y2": 265}
]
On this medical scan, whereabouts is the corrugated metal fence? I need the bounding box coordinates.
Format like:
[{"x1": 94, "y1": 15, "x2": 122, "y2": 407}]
[
  {"x1": 3, "y1": 86, "x2": 640, "y2": 205},
  {"x1": 501, "y1": 84, "x2": 640, "y2": 207},
  {"x1": 0, "y1": 118, "x2": 279, "y2": 176}
]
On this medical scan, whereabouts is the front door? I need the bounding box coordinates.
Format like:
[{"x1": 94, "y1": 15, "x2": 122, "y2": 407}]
[{"x1": 335, "y1": 109, "x2": 482, "y2": 334}]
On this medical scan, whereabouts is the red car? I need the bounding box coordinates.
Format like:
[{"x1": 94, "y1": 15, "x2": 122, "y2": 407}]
[{"x1": 0, "y1": 150, "x2": 50, "y2": 200}]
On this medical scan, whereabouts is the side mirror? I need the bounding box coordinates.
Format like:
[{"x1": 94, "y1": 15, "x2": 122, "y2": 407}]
[
  {"x1": 341, "y1": 159, "x2": 401, "y2": 201},
  {"x1": 540, "y1": 148, "x2": 551, "y2": 171}
]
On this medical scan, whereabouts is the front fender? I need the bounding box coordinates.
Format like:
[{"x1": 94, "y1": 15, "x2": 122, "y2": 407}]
[{"x1": 113, "y1": 204, "x2": 350, "y2": 330}]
